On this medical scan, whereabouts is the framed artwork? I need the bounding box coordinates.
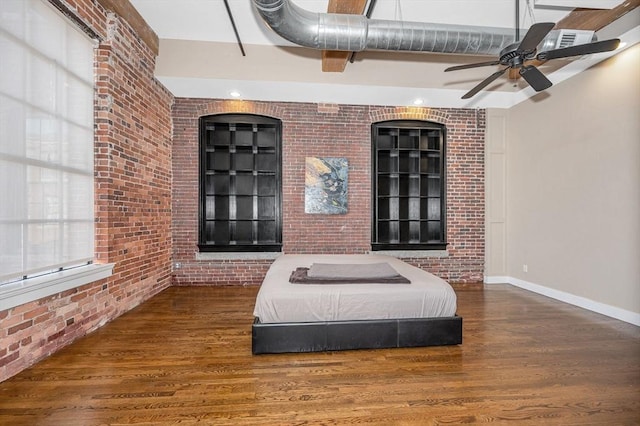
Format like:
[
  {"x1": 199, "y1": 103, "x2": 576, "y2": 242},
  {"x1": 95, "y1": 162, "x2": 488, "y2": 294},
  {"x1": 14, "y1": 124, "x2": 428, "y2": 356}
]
[{"x1": 305, "y1": 157, "x2": 348, "y2": 214}]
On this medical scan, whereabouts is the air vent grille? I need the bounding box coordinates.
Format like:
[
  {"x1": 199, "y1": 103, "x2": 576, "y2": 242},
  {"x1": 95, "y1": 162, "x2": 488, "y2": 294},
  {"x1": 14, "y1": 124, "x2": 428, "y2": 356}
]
[
  {"x1": 559, "y1": 33, "x2": 577, "y2": 48},
  {"x1": 539, "y1": 29, "x2": 597, "y2": 52}
]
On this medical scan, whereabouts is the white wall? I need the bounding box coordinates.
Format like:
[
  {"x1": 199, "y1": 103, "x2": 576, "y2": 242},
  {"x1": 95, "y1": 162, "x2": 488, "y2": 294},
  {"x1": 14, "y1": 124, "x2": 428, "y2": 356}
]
[{"x1": 486, "y1": 44, "x2": 640, "y2": 324}]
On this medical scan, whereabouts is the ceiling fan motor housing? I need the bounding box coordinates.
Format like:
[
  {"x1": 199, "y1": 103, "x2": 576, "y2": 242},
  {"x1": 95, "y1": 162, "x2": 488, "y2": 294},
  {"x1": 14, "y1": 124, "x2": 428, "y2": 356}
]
[{"x1": 499, "y1": 45, "x2": 531, "y2": 67}]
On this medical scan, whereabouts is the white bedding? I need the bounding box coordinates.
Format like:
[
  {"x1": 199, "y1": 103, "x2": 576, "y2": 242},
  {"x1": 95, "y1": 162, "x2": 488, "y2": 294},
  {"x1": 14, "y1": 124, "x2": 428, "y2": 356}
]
[{"x1": 253, "y1": 254, "x2": 457, "y2": 323}]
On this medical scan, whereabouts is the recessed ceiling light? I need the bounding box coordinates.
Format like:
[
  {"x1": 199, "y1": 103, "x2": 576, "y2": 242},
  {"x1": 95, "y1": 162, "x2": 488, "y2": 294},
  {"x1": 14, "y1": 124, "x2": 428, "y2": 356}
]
[
  {"x1": 229, "y1": 90, "x2": 241, "y2": 98},
  {"x1": 413, "y1": 98, "x2": 424, "y2": 106}
]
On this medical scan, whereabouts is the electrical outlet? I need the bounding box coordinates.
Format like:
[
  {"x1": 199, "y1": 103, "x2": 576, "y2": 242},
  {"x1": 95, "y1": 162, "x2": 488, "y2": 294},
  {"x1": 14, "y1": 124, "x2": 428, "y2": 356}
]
[
  {"x1": 174, "y1": 262, "x2": 182, "y2": 270},
  {"x1": 523, "y1": 264, "x2": 528, "y2": 273}
]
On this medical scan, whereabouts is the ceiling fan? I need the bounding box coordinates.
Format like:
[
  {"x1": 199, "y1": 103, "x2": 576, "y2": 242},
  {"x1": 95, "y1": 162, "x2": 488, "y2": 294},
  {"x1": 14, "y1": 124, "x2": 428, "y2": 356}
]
[{"x1": 445, "y1": 22, "x2": 621, "y2": 99}]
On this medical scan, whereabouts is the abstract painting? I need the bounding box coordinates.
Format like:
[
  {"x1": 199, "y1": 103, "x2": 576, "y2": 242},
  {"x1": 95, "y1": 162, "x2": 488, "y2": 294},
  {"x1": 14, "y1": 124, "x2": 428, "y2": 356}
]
[{"x1": 305, "y1": 157, "x2": 348, "y2": 214}]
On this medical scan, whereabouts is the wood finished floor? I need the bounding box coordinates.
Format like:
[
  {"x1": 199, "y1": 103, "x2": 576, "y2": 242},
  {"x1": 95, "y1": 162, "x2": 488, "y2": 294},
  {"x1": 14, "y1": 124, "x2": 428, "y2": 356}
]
[{"x1": 0, "y1": 285, "x2": 639, "y2": 425}]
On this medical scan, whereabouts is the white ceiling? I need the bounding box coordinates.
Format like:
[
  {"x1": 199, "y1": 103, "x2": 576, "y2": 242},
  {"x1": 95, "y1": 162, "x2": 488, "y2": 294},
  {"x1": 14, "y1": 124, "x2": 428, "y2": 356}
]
[{"x1": 129, "y1": 0, "x2": 639, "y2": 108}]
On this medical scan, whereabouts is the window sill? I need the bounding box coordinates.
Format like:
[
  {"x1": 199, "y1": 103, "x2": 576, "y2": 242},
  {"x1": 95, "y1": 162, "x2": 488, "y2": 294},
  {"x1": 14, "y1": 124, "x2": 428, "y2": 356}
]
[
  {"x1": 0, "y1": 263, "x2": 115, "y2": 311},
  {"x1": 370, "y1": 250, "x2": 449, "y2": 258},
  {"x1": 196, "y1": 252, "x2": 282, "y2": 261}
]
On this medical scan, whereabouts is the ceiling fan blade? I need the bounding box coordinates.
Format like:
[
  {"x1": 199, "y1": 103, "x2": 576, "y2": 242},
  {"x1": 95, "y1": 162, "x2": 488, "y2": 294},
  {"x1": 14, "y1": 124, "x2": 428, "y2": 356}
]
[
  {"x1": 461, "y1": 67, "x2": 509, "y2": 99},
  {"x1": 537, "y1": 38, "x2": 620, "y2": 61},
  {"x1": 519, "y1": 65, "x2": 552, "y2": 92},
  {"x1": 517, "y1": 22, "x2": 555, "y2": 52},
  {"x1": 445, "y1": 60, "x2": 501, "y2": 72}
]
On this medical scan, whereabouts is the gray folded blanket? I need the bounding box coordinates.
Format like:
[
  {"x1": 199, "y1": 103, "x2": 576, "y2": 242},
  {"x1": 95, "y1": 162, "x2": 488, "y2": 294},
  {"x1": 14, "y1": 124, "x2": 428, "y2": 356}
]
[
  {"x1": 290, "y1": 265, "x2": 411, "y2": 284},
  {"x1": 307, "y1": 262, "x2": 401, "y2": 279}
]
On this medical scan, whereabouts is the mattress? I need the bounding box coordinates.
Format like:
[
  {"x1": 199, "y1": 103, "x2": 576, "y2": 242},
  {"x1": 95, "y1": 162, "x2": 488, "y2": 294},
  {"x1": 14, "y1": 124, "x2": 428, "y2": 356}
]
[{"x1": 253, "y1": 254, "x2": 457, "y2": 323}]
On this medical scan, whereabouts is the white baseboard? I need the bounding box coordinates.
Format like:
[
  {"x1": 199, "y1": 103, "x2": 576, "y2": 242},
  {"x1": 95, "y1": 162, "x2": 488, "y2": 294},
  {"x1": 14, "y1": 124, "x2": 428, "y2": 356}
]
[
  {"x1": 484, "y1": 275, "x2": 640, "y2": 327},
  {"x1": 483, "y1": 276, "x2": 509, "y2": 284}
]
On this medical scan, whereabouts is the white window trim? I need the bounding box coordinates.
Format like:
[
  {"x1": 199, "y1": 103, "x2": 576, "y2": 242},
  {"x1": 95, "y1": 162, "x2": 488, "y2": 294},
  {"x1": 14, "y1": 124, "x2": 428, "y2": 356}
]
[{"x1": 0, "y1": 263, "x2": 114, "y2": 311}]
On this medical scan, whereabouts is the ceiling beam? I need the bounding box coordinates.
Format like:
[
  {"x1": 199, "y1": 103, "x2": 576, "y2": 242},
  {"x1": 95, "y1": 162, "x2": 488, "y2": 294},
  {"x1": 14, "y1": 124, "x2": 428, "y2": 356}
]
[
  {"x1": 553, "y1": 0, "x2": 639, "y2": 30},
  {"x1": 509, "y1": 0, "x2": 639, "y2": 79},
  {"x1": 97, "y1": 0, "x2": 159, "y2": 55},
  {"x1": 321, "y1": 0, "x2": 368, "y2": 72}
]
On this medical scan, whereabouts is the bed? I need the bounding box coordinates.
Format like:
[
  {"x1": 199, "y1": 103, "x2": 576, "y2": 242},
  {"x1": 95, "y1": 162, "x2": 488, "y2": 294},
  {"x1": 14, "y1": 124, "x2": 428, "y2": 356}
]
[{"x1": 252, "y1": 254, "x2": 462, "y2": 354}]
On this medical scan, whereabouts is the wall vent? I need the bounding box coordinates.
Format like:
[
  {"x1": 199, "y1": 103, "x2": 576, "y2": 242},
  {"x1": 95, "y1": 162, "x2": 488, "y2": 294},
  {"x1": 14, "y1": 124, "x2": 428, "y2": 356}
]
[{"x1": 540, "y1": 29, "x2": 597, "y2": 52}]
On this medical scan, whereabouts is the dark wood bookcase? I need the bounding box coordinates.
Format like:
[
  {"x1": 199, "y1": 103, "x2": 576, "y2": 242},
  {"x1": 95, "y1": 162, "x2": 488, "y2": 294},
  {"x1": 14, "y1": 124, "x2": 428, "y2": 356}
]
[
  {"x1": 199, "y1": 114, "x2": 282, "y2": 252},
  {"x1": 372, "y1": 120, "x2": 447, "y2": 250}
]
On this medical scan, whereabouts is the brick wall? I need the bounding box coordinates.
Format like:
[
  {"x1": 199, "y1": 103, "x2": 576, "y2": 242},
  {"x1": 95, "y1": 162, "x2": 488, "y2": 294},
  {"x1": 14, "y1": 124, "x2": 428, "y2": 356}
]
[
  {"x1": 172, "y1": 100, "x2": 484, "y2": 285},
  {"x1": 0, "y1": 0, "x2": 173, "y2": 382}
]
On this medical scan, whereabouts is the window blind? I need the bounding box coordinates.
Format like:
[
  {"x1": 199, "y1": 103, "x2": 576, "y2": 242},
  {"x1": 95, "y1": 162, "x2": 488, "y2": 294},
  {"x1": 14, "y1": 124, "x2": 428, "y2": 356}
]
[{"x1": 0, "y1": 0, "x2": 95, "y2": 283}]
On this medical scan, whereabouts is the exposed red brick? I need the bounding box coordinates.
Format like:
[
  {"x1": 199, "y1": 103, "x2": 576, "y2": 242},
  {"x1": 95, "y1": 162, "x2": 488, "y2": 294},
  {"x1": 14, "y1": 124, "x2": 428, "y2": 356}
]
[
  {"x1": 70, "y1": 292, "x2": 89, "y2": 303},
  {"x1": 8, "y1": 320, "x2": 33, "y2": 335},
  {"x1": 47, "y1": 330, "x2": 65, "y2": 343},
  {"x1": 23, "y1": 306, "x2": 48, "y2": 320},
  {"x1": 172, "y1": 101, "x2": 484, "y2": 285},
  {"x1": 0, "y1": 352, "x2": 20, "y2": 368},
  {"x1": 0, "y1": 0, "x2": 173, "y2": 383}
]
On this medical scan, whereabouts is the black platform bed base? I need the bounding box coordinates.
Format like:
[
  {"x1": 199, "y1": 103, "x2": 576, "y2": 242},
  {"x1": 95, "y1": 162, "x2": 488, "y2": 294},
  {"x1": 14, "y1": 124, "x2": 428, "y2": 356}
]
[{"x1": 252, "y1": 316, "x2": 462, "y2": 354}]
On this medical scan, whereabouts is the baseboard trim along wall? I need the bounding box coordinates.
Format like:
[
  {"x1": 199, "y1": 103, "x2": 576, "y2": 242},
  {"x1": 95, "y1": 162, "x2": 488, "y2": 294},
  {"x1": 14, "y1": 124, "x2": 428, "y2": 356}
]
[{"x1": 484, "y1": 276, "x2": 640, "y2": 327}]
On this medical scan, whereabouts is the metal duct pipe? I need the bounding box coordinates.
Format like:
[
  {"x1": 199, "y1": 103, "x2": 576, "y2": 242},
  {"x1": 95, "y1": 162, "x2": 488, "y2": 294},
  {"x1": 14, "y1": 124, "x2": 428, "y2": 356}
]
[{"x1": 252, "y1": 0, "x2": 517, "y2": 56}]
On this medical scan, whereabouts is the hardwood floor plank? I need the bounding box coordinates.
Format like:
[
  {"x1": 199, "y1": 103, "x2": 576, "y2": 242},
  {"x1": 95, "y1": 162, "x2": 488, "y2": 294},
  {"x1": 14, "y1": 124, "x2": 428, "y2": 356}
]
[{"x1": 1, "y1": 285, "x2": 638, "y2": 425}]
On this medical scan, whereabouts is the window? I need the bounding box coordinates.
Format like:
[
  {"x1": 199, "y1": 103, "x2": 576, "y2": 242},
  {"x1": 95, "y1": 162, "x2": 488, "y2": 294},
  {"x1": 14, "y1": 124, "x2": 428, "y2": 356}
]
[
  {"x1": 0, "y1": 0, "x2": 95, "y2": 285},
  {"x1": 199, "y1": 114, "x2": 282, "y2": 252},
  {"x1": 371, "y1": 120, "x2": 447, "y2": 251}
]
